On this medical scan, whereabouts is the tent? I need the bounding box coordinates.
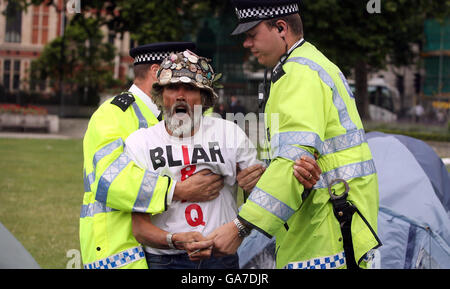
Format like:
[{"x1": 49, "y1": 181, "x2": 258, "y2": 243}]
[
  {"x1": 237, "y1": 132, "x2": 450, "y2": 269},
  {"x1": 0, "y1": 222, "x2": 40, "y2": 269},
  {"x1": 366, "y1": 132, "x2": 449, "y2": 269}
]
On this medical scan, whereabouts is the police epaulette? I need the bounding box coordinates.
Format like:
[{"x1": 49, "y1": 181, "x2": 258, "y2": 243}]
[
  {"x1": 111, "y1": 92, "x2": 135, "y2": 112},
  {"x1": 271, "y1": 65, "x2": 285, "y2": 84}
]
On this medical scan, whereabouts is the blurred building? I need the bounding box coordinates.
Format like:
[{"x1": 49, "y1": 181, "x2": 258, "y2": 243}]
[
  {"x1": 366, "y1": 18, "x2": 450, "y2": 121},
  {"x1": 0, "y1": 1, "x2": 134, "y2": 97},
  {"x1": 422, "y1": 19, "x2": 450, "y2": 100},
  {"x1": 0, "y1": 1, "x2": 63, "y2": 93},
  {"x1": 367, "y1": 45, "x2": 422, "y2": 117}
]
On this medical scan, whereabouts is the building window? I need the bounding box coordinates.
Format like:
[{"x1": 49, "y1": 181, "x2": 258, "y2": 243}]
[
  {"x1": 5, "y1": 1, "x2": 22, "y2": 43},
  {"x1": 13, "y1": 60, "x2": 21, "y2": 90},
  {"x1": 3, "y1": 60, "x2": 11, "y2": 91},
  {"x1": 2, "y1": 60, "x2": 21, "y2": 91},
  {"x1": 31, "y1": 4, "x2": 50, "y2": 45}
]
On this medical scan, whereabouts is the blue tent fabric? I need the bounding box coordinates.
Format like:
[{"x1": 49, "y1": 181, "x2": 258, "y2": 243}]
[
  {"x1": 366, "y1": 132, "x2": 450, "y2": 269},
  {"x1": 237, "y1": 230, "x2": 275, "y2": 269},
  {"x1": 0, "y1": 222, "x2": 40, "y2": 269},
  {"x1": 367, "y1": 132, "x2": 450, "y2": 213},
  {"x1": 237, "y1": 132, "x2": 450, "y2": 269}
]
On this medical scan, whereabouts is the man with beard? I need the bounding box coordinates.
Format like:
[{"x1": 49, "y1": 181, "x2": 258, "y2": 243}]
[
  {"x1": 124, "y1": 50, "x2": 320, "y2": 269},
  {"x1": 80, "y1": 42, "x2": 226, "y2": 269},
  {"x1": 123, "y1": 50, "x2": 259, "y2": 268}
]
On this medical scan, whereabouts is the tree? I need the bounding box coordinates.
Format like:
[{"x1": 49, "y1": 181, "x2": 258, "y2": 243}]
[
  {"x1": 13, "y1": 0, "x2": 222, "y2": 105},
  {"x1": 30, "y1": 15, "x2": 117, "y2": 106},
  {"x1": 15, "y1": 0, "x2": 222, "y2": 44},
  {"x1": 300, "y1": 0, "x2": 449, "y2": 119}
]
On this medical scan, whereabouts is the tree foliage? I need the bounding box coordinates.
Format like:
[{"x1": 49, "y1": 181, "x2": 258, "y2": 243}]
[
  {"x1": 30, "y1": 15, "x2": 117, "y2": 106},
  {"x1": 15, "y1": 0, "x2": 222, "y2": 43},
  {"x1": 300, "y1": 0, "x2": 449, "y2": 119},
  {"x1": 14, "y1": 0, "x2": 221, "y2": 105}
]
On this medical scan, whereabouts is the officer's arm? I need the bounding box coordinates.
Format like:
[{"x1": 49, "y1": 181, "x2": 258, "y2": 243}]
[
  {"x1": 83, "y1": 104, "x2": 172, "y2": 214},
  {"x1": 238, "y1": 65, "x2": 329, "y2": 237},
  {"x1": 238, "y1": 157, "x2": 309, "y2": 237}
]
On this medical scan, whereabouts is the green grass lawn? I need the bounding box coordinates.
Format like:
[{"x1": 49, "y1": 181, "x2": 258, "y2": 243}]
[{"x1": 0, "y1": 138, "x2": 83, "y2": 269}]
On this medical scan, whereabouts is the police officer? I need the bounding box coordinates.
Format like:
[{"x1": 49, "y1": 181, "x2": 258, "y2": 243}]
[
  {"x1": 80, "y1": 42, "x2": 226, "y2": 269},
  {"x1": 209, "y1": 0, "x2": 381, "y2": 269}
]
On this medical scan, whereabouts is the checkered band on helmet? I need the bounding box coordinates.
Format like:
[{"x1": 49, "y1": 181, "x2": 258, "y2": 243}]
[
  {"x1": 235, "y1": 3, "x2": 298, "y2": 22},
  {"x1": 134, "y1": 51, "x2": 174, "y2": 65}
]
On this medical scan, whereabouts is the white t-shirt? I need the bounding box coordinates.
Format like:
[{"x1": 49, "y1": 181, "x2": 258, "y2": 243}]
[{"x1": 124, "y1": 116, "x2": 262, "y2": 255}]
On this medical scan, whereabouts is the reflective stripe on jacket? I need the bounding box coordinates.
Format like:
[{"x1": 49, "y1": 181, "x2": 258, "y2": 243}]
[
  {"x1": 238, "y1": 41, "x2": 380, "y2": 269},
  {"x1": 80, "y1": 93, "x2": 174, "y2": 269}
]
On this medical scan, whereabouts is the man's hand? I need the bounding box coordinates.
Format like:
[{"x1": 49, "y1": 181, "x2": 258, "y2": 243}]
[
  {"x1": 207, "y1": 221, "x2": 243, "y2": 257},
  {"x1": 293, "y1": 155, "x2": 322, "y2": 189},
  {"x1": 173, "y1": 169, "x2": 224, "y2": 202},
  {"x1": 173, "y1": 232, "x2": 214, "y2": 261},
  {"x1": 236, "y1": 164, "x2": 265, "y2": 192}
]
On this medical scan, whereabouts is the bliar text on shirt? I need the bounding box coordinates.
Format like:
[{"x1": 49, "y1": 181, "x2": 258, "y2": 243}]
[{"x1": 150, "y1": 141, "x2": 225, "y2": 170}]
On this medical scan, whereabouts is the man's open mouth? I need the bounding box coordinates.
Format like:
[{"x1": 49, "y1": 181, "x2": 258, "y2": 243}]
[
  {"x1": 175, "y1": 106, "x2": 187, "y2": 114},
  {"x1": 172, "y1": 103, "x2": 190, "y2": 117}
]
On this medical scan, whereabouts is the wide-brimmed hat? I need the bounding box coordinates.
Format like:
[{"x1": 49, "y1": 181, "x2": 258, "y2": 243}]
[{"x1": 153, "y1": 50, "x2": 221, "y2": 102}]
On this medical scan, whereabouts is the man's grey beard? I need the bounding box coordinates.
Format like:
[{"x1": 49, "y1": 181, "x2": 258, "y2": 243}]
[{"x1": 164, "y1": 102, "x2": 202, "y2": 137}]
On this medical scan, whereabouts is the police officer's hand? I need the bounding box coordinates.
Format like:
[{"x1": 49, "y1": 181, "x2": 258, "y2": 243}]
[
  {"x1": 173, "y1": 169, "x2": 224, "y2": 202},
  {"x1": 207, "y1": 221, "x2": 243, "y2": 257},
  {"x1": 236, "y1": 164, "x2": 266, "y2": 193},
  {"x1": 293, "y1": 155, "x2": 322, "y2": 189}
]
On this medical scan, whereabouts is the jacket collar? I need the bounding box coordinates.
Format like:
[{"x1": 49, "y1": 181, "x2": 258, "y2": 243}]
[
  {"x1": 129, "y1": 84, "x2": 161, "y2": 120},
  {"x1": 273, "y1": 38, "x2": 305, "y2": 74}
]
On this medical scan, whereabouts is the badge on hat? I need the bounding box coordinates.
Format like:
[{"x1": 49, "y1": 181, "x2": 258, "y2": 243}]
[{"x1": 153, "y1": 50, "x2": 222, "y2": 100}]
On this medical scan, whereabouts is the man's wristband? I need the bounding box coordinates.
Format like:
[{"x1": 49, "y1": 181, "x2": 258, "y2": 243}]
[
  {"x1": 233, "y1": 218, "x2": 251, "y2": 238},
  {"x1": 166, "y1": 233, "x2": 176, "y2": 249}
]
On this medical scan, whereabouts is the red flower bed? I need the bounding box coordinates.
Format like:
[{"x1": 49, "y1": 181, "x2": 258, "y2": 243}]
[{"x1": 0, "y1": 104, "x2": 48, "y2": 115}]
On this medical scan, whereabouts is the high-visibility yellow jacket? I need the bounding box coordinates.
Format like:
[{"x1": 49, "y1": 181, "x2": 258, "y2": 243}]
[
  {"x1": 80, "y1": 90, "x2": 175, "y2": 269},
  {"x1": 238, "y1": 41, "x2": 381, "y2": 269}
]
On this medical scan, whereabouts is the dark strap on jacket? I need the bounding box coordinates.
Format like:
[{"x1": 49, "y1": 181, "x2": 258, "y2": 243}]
[
  {"x1": 328, "y1": 179, "x2": 382, "y2": 269},
  {"x1": 328, "y1": 179, "x2": 360, "y2": 270},
  {"x1": 330, "y1": 190, "x2": 359, "y2": 270}
]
